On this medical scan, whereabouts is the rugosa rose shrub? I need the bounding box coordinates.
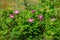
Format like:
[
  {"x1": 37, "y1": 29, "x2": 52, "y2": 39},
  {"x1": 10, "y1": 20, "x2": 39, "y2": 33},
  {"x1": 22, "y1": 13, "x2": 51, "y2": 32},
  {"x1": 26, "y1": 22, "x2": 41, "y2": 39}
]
[{"x1": 0, "y1": 0, "x2": 60, "y2": 40}]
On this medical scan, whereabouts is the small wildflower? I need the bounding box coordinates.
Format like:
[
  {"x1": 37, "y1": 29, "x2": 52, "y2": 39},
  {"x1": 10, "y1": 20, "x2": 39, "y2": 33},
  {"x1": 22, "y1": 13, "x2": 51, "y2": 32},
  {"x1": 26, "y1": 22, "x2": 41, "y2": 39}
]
[
  {"x1": 51, "y1": 18, "x2": 56, "y2": 21},
  {"x1": 31, "y1": 10, "x2": 35, "y2": 13},
  {"x1": 39, "y1": 15, "x2": 43, "y2": 20},
  {"x1": 28, "y1": 18, "x2": 34, "y2": 22},
  {"x1": 9, "y1": 14, "x2": 14, "y2": 18},
  {"x1": 14, "y1": 10, "x2": 19, "y2": 14}
]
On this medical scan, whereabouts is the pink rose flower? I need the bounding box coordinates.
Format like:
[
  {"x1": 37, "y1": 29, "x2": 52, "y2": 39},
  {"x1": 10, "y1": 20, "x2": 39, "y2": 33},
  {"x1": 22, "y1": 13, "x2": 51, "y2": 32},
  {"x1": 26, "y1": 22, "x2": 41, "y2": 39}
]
[
  {"x1": 31, "y1": 10, "x2": 35, "y2": 13},
  {"x1": 9, "y1": 14, "x2": 14, "y2": 18},
  {"x1": 39, "y1": 15, "x2": 43, "y2": 20},
  {"x1": 14, "y1": 10, "x2": 19, "y2": 14},
  {"x1": 28, "y1": 18, "x2": 34, "y2": 22}
]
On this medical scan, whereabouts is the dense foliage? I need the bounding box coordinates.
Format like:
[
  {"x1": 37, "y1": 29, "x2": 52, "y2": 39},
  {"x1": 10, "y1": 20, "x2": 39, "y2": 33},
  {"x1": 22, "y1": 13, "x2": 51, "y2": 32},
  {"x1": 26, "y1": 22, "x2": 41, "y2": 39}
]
[{"x1": 0, "y1": 0, "x2": 60, "y2": 40}]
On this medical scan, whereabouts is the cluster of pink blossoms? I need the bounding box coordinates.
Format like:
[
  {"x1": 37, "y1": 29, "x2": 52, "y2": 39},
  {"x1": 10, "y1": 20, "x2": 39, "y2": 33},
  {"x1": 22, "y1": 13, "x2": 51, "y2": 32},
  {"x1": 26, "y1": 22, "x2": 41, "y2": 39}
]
[
  {"x1": 9, "y1": 10, "x2": 43, "y2": 22},
  {"x1": 9, "y1": 10, "x2": 55, "y2": 23},
  {"x1": 28, "y1": 10, "x2": 43, "y2": 23},
  {"x1": 28, "y1": 15, "x2": 43, "y2": 23},
  {"x1": 9, "y1": 10, "x2": 19, "y2": 18}
]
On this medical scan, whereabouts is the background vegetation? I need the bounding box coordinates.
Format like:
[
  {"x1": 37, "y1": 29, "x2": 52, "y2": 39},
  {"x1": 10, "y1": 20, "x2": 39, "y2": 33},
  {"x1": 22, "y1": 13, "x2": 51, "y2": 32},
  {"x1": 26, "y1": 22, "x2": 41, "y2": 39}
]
[{"x1": 0, "y1": 0, "x2": 60, "y2": 40}]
